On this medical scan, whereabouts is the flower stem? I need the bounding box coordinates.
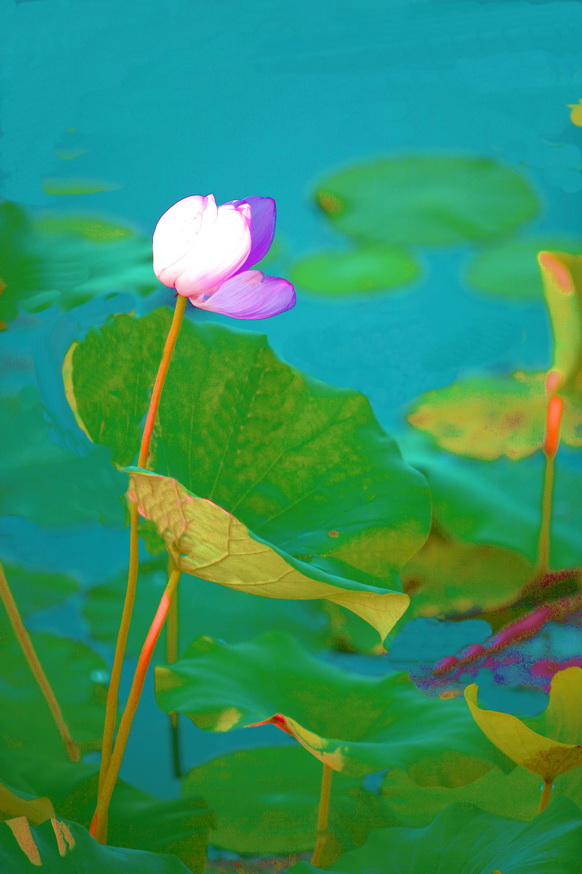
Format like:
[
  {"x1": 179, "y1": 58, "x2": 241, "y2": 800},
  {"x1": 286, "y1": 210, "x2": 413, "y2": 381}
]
[
  {"x1": 91, "y1": 566, "x2": 182, "y2": 843},
  {"x1": 96, "y1": 294, "x2": 187, "y2": 837},
  {"x1": 310, "y1": 763, "x2": 333, "y2": 867},
  {"x1": 536, "y1": 393, "x2": 563, "y2": 574},
  {"x1": 166, "y1": 571, "x2": 182, "y2": 777},
  {"x1": 538, "y1": 779, "x2": 553, "y2": 813},
  {"x1": 0, "y1": 563, "x2": 80, "y2": 762}
]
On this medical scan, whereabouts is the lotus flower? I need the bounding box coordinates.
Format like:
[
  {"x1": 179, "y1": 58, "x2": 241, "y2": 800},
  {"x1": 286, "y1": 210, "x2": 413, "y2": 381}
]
[{"x1": 153, "y1": 194, "x2": 295, "y2": 319}]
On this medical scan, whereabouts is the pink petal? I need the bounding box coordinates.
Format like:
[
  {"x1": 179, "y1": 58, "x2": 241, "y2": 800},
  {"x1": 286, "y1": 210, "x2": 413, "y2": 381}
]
[
  {"x1": 153, "y1": 195, "x2": 252, "y2": 295},
  {"x1": 191, "y1": 269, "x2": 295, "y2": 319},
  {"x1": 234, "y1": 196, "x2": 276, "y2": 272}
]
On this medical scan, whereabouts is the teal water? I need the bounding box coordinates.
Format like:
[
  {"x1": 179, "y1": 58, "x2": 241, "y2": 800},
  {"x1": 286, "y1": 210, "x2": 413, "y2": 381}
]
[{"x1": 2, "y1": 0, "x2": 581, "y2": 801}]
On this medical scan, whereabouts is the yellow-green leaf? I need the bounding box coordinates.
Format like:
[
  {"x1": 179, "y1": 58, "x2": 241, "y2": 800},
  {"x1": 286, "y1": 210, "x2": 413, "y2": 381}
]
[{"x1": 538, "y1": 250, "x2": 582, "y2": 394}]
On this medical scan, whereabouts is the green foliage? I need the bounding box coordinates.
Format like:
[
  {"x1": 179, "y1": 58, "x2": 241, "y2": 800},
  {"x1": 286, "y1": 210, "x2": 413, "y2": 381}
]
[
  {"x1": 0, "y1": 388, "x2": 126, "y2": 528},
  {"x1": 288, "y1": 797, "x2": 582, "y2": 873},
  {"x1": 0, "y1": 816, "x2": 191, "y2": 872},
  {"x1": 290, "y1": 245, "x2": 420, "y2": 296},
  {"x1": 314, "y1": 155, "x2": 539, "y2": 246},
  {"x1": 155, "y1": 632, "x2": 511, "y2": 777},
  {"x1": 0, "y1": 562, "x2": 78, "y2": 616},
  {"x1": 0, "y1": 201, "x2": 156, "y2": 327},
  {"x1": 182, "y1": 746, "x2": 395, "y2": 859},
  {"x1": 538, "y1": 251, "x2": 582, "y2": 395}
]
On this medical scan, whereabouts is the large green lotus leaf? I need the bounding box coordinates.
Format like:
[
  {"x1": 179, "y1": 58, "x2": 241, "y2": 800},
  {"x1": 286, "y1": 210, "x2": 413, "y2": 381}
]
[
  {"x1": 407, "y1": 372, "x2": 582, "y2": 460},
  {"x1": 0, "y1": 782, "x2": 54, "y2": 825},
  {"x1": 465, "y1": 238, "x2": 582, "y2": 300},
  {"x1": 538, "y1": 251, "x2": 582, "y2": 394},
  {"x1": 405, "y1": 437, "x2": 582, "y2": 570},
  {"x1": 155, "y1": 632, "x2": 511, "y2": 777},
  {"x1": 382, "y1": 760, "x2": 582, "y2": 827},
  {"x1": 66, "y1": 308, "x2": 431, "y2": 580},
  {"x1": 1, "y1": 561, "x2": 78, "y2": 616},
  {"x1": 182, "y1": 746, "x2": 394, "y2": 861},
  {"x1": 0, "y1": 388, "x2": 126, "y2": 528},
  {"x1": 0, "y1": 817, "x2": 191, "y2": 873},
  {"x1": 401, "y1": 530, "x2": 534, "y2": 618},
  {"x1": 289, "y1": 245, "x2": 420, "y2": 296},
  {"x1": 314, "y1": 155, "x2": 539, "y2": 246},
  {"x1": 0, "y1": 626, "x2": 107, "y2": 759},
  {"x1": 83, "y1": 559, "x2": 326, "y2": 659},
  {"x1": 0, "y1": 201, "x2": 156, "y2": 326},
  {"x1": 287, "y1": 796, "x2": 582, "y2": 874},
  {"x1": 0, "y1": 752, "x2": 212, "y2": 872},
  {"x1": 128, "y1": 470, "x2": 408, "y2": 641}
]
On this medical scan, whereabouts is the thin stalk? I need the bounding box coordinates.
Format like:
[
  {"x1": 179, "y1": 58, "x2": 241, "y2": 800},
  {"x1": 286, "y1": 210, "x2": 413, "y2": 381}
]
[
  {"x1": 536, "y1": 393, "x2": 563, "y2": 574},
  {"x1": 166, "y1": 577, "x2": 182, "y2": 777},
  {"x1": 310, "y1": 763, "x2": 333, "y2": 867},
  {"x1": 91, "y1": 567, "x2": 182, "y2": 843},
  {"x1": 0, "y1": 563, "x2": 80, "y2": 762},
  {"x1": 538, "y1": 779, "x2": 553, "y2": 813},
  {"x1": 96, "y1": 294, "x2": 187, "y2": 831}
]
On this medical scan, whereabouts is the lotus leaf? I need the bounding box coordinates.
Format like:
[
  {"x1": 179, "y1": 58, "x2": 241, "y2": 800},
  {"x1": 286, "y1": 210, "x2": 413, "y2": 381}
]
[{"x1": 290, "y1": 245, "x2": 420, "y2": 296}]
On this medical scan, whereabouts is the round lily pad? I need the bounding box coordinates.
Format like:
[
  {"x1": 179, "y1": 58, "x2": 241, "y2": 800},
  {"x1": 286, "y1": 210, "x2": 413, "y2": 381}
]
[{"x1": 290, "y1": 245, "x2": 420, "y2": 296}]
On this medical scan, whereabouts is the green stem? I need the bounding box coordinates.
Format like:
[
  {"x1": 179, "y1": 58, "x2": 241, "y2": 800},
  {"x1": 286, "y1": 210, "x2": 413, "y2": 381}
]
[
  {"x1": 91, "y1": 567, "x2": 182, "y2": 843},
  {"x1": 166, "y1": 576, "x2": 182, "y2": 778},
  {"x1": 0, "y1": 563, "x2": 80, "y2": 762},
  {"x1": 310, "y1": 763, "x2": 333, "y2": 867},
  {"x1": 96, "y1": 294, "x2": 187, "y2": 839},
  {"x1": 538, "y1": 779, "x2": 553, "y2": 813}
]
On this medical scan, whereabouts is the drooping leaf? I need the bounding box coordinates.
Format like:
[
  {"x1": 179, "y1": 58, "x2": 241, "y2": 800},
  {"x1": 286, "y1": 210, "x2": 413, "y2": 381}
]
[
  {"x1": 128, "y1": 470, "x2": 409, "y2": 641},
  {"x1": 382, "y1": 760, "x2": 582, "y2": 827},
  {"x1": 314, "y1": 155, "x2": 540, "y2": 246},
  {"x1": 66, "y1": 308, "x2": 431, "y2": 623},
  {"x1": 155, "y1": 632, "x2": 511, "y2": 777},
  {"x1": 290, "y1": 245, "x2": 420, "y2": 296},
  {"x1": 0, "y1": 201, "x2": 156, "y2": 327},
  {"x1": 465, "y1": 667, "x2": 582, "y2": 781},
  {"x1": 182, "y1": 746, "x2": 394, "y2": 861},
  {"x1": 407, "y1": 371, "x2": 582, "y2": 460},
  {"x1": 83, "y1": 557, "x2": 326, "y2": 658},
  {"x1": 0, "y1": 782, "x2": 54, "y2": 825},
  {"x1": 287, "y1": 797, "x2": 582, "y2": 874},
  {"x1": 465, "y1": 238, "x2": 582, "y2": 300},
  {"x1": 0, "y1": 816, "x2": 191, "y2": 873},
  {"x1": 0, "y1": 388, "x2": 126, "y2": 528},
  {"x1": 0, "y1": 626, "x2": 107, "y2": 759},
  {"x1": 0, "y1": 561, "x2": 78, "y2": 616},
  {"x1": 538, "y1": 250, "x2": 582, "y2": 394}
]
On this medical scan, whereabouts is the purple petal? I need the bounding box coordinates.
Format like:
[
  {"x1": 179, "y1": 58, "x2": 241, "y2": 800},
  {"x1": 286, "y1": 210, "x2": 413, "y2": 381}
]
[
  {"x1": 193, "y1": 269, "x2": 295, "y2": 320},
  {"x1": 233, "y1": 196, "x2": 276, "y2": 271}
]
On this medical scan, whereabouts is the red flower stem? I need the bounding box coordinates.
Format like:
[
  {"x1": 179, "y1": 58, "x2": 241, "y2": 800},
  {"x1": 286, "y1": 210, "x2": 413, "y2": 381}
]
[
  {"x1": 536, "y1": 392, "x2": 563, "y2": 574},
  {"x1": 310, "y1": 763, "x2": 333, "y2": 867},
  {"x1": 91, "y1": 566, "x2": 181, "y2": 843},
  {"x1": 538, "y1": 779, "x2": 553, "y2": 813},
  {"x1": 0, "y1": 563, "x2": 80, "y2": 762},
  {"x1": 96, "y1": 294, "x2": 187, "y2": 841}
]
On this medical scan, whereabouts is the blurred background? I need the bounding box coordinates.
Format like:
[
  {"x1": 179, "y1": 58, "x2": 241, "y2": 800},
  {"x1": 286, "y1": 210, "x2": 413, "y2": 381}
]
[{"x1": 1, "y1": 0, "x2": 581, "y2": 807}]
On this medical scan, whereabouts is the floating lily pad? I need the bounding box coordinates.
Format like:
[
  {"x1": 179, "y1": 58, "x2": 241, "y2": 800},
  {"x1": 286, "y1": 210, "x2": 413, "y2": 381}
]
[
  {"x1": 0, "y1": 561, "x2": 78, "y2": 616},
  {"x1": 0, "y1": 627, "x2": 107, "y2": 759},
  {"x1": 128, "y1": 470, "x2": 409, "y2": 641},
  {"x1": 382, "y1": 760, "x2": 582, "y2": 827},
  {"x1": 290, "y1": 245, "x2": 420, "y2": 296},
  {"x1": 0, "y1": 388, "x2": 126, "y2": 528},
  {"x1": 0, "y1": 201, "x2": 156, "y2": 327},
  {"x1": 0, "y1": 817, "x2": 191, "y2": 873},
  {"x1": 288, "y1": 797, "x2": 582, "y2": 873},
  {"x1": 155, "y1": 632, "x2": 511, "y2": 777},
  {"x1": 66, "y1": 308, "x2": 431, "y2": 630},
  {"x1": 538, "y1": 251, "x2": 582, "y2": 394},
  {"x1": 182, "y1": 746, "x2": 394, "y2": 861},
  {"x1": 465, "y1": 238, "x2": 582, "y2": 300},
  {"x1": 465, "y1": 667, "x2": 582, "y2": 782},
  {"x1": 83, "y1": 557, "x2": 326, "y2": 658},
  {"x1": 315, "y1": 155, "x2": 539, "y2": 246},
  {"x1": 407, "y1": 372, "x2": 582, "y2": 460}
]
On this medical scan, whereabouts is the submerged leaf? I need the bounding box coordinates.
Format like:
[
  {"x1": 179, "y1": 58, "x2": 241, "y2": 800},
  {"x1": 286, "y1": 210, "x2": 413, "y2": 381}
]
[
  {"x1": 155, "y1": 632, "x2": 510, "y2": 777},
  {"x1": 315, "y1": 155, "x2": 539, "y2": 246},
  {"x1": 465, "y1": 667, "x2": 582, "y2": 781},
  {"x1": 288, "y1": 797, "x2": 582, "y2": 873}
]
